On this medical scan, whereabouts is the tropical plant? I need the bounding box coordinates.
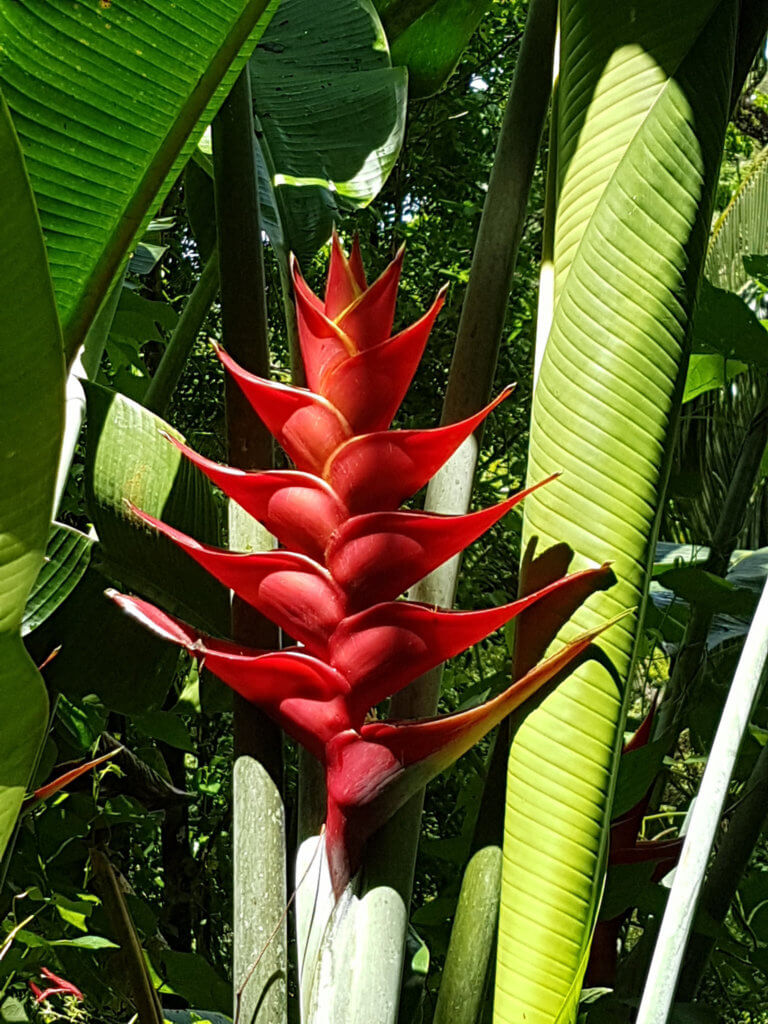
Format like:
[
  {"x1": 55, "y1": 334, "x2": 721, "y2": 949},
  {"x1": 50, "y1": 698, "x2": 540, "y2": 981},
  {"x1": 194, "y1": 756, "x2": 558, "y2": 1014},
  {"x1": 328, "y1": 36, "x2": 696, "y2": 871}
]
[
  {"x1": 1, "y1": 1, "x2": 768, "y2": 1022},
  {"x1": 110, "y1": 237, "x2": 614, "y2": 898}
]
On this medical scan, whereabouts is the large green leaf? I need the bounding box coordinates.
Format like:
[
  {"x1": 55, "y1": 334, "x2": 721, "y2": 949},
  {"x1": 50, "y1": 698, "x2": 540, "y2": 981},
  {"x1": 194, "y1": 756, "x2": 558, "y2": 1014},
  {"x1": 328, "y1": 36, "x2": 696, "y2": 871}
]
[
  {"x1": 27, "y1": 389, "x2": 229, "y2": 714},
  {"x1": 375, "y1": 0, "x2": 491, "y2": 98},
  {"x1": 0, "y1": 0, "x2": 279, "y2": 361},
  {"x1": 250, "y1": 0, "x2": 407, "y2": 267},
  {"x1": 84, "y1": 386, "x2": 229, "y2": 635},
  {"x1": 25, "y1": 564, "x2": 179, "y2": 714},
  {"x1": 0, "y1": 91, "x2": 64, "y2": 859},
  {"x1": 495, "y1": 4, "x2": 737, "y2": 1022}
]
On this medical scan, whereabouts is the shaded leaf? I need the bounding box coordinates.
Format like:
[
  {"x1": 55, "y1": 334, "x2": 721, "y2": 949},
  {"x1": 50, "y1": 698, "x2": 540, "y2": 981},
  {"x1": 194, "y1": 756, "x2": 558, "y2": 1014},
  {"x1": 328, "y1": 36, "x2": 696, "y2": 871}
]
[
  {"x1": 682, "y1": 353, "x2": 746, "y2": 403},
  {"x1": 154, "y1": 951, "x2": 231, "y2": 1016},
  {"x1": 376, "y1": 0, "x2": 491, "y2": 98},
  {"x1": 84, "y1": 385, "x2": 229, "y2": 635},
  {"x1": 250, "y1": 0, "x2": 407, "y2": 265},
  {"x1": 658, "y1": 566, "x2": 758, "y2": 618},
  {"x1": 0, "y1": 91, "x2": 63, "y2": 860},
  {"x1": 690, "y1": 280, "x2": 768, "y2": 366},
  {"x1": 22, "y1": 525, "x2": 93, "y2": 637}
]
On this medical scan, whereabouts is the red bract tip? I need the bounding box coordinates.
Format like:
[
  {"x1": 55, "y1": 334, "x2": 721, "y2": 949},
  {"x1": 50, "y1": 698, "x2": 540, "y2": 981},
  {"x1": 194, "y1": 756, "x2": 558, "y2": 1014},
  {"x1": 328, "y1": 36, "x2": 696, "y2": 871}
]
[
  {"x1": 113, "y1": 242, "x2": 616, "y2": 896},
  {"x1": 325, "y1": 228, "x2": 365, "y2": 319},
  {"x1": 30, "y1": 968, "x2": 83, "y2": 1003},
  {"x1": 326, "y1": 386, "x2": 515, "y2": 513},
  {"x1": 165, "y1": 437, "x2": 348, "y2": 559}
]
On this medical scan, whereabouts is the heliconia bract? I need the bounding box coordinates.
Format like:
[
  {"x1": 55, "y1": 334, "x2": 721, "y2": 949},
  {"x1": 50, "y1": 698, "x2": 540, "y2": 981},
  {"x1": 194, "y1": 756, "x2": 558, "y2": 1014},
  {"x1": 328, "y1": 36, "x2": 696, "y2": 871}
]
[{"x1": 112, "y1": 234, "x2": 615, "y2": 896}]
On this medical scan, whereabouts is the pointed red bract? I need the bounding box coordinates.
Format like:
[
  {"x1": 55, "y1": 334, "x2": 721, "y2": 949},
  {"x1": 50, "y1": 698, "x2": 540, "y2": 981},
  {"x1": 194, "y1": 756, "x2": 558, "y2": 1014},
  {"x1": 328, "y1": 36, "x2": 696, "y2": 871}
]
[
  {"x1": 326, "y1": 476, "x2": 556, "y2": 607},
  {"x1": 30, "y1": 968, "x2": 83, "y2": 1004},
  {"x1": 113, "y1": 239, "x2": 616, "y2": 896},
  {"x1": 320, "y1": 289, "x2": 446, "y2": 433},
  {"x1": 327, "y1": 386, "x2": 514, "y2": 513},
  {"x1": 329, "y1": 566, "x2": 610, "y2": 712},
  {"x1": 166, "y1": 438, "x2": 348, "y2": 559},
  {"x1": 216, "y1": 346, "x2": 352, "y2": 474},
  {"x1": 325, "y1": 230, "x2": 365, "y2": 319},
  {"x1": 322, "y1": 619, "x2": 610, "y2": 896},
  {"x1": 335, "y1": 245, "x2": 403, "y2": 350},
  {"x1": 127, "y1": 505, "x2": 346, "y2": 652},
  {"x1": 111, "y1": 592, "x2": 352, "y2": 758},
  {"x1": 24, "y1": 749, "x2": 119, "y2": 810}
]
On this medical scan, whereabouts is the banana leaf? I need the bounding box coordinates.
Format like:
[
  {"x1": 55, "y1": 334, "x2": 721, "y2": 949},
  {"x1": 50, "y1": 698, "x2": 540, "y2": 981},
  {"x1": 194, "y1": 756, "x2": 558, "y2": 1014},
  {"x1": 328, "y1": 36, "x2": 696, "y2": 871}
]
[
  {"x1": 495, "y1": 4, "x2": 738, "y2": 1021},
  {"x1": 374, "y1": 0, "x2": 491, "y2": 98},
  {"x1": 188, "y1": 0, "x2": 407, "y2": 271},
  {"x1": 0, "y1": 91, "x2": 64, "y2": 859},
  {"x1": 0, "y1": 0, "x2": 279, "y2": 361}
]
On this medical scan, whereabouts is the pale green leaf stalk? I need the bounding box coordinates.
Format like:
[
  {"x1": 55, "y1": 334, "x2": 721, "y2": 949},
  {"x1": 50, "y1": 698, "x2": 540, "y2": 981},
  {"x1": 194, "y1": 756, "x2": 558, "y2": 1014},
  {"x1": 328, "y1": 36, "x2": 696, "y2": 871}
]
[
  {"x1": 433, "y1": 846, "x2": 502, "y2": 1024},
  {"x1": 0, "y1": 91, "x2": 64, "y2": 859},
  {"x1": 495, "y1": 4, "x2": 738, "y2": 1021}
]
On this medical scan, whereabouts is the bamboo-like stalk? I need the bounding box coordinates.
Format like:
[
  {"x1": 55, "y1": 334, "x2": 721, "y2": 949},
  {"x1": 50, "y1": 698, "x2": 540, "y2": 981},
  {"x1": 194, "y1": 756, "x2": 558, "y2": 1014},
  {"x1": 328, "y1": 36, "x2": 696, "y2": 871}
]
[
  {"x1": 677, "y1": 738, "x2": 768, "y2": 1000},
  {"x1": 433, "y1": 846, "x2": 502, "y2": 1024},
  {"x1": 212, "y1": 67, "x2": 287, "y2": 1024},
  {"x1": 636, "y1": 574, "x2": 768, "y2": 1024}
]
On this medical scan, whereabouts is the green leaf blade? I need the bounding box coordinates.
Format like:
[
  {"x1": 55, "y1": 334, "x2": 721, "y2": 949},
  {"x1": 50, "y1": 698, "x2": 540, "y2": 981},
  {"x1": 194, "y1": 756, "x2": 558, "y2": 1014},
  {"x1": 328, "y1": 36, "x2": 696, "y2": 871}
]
[
  {"x1": 495, "y1": 4, "x2": 737, "y2": 1021},
  {"x1": 22, "y1": 525, "x2": 93, "y2": 637},
  {"x1": 0, "y1": 89, "x2": 63, "y2": 859},
  {"x1": 0, "y1": 0, "x2": 280, "y2": 359},
  {"x1": 251, "y1": 0, "x2": 407, "y2": 265}
]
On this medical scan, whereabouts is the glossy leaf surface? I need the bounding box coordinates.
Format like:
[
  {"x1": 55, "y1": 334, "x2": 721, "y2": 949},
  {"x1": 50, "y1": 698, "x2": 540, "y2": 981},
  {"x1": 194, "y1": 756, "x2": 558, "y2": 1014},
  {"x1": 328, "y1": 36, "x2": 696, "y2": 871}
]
[
  {"x1": 497, "y1": 4, "x2": 738, "y2": 1021},
  {"x1": 251, "y1": 0, "x2": 407, "y2": 265},
  {"x1": 375, "y1": 0, "x2": 491, "y2": 97},
  {"x1": 0, "y1": 0, "x2": 278, "y2": 358}
]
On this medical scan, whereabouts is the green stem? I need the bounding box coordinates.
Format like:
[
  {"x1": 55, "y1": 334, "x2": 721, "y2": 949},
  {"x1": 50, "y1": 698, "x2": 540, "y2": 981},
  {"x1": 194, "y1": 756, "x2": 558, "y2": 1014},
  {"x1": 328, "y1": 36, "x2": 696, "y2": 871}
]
[
  {"x1": 433, "y1": 846, "x2": 502, "y2": 1024},
  {"x1": 89, "y1": 847, "x2": 163, "y2": 1024},
  {"x1": 143, "y1": 248, "x2": 220, "y2": 416},
  {"x1": 677, "y1": 738, "x2": 768, "y2": 1000}
]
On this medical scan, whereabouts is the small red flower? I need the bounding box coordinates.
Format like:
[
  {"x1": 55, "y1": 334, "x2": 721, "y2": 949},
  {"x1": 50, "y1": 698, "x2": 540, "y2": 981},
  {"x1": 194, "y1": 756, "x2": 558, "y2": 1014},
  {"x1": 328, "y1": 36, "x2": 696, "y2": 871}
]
[
  {"x1": 29, "y1": 967, "x2": 84, "y2": 1003},
  {"x1": 112, "y1": 234, "x2": 615, "y2": 895}
]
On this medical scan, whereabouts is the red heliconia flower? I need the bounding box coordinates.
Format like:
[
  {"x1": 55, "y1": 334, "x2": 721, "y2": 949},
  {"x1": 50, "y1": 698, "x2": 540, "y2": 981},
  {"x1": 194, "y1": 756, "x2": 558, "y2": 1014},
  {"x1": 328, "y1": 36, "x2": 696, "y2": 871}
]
[
  {"x1": 112, "y1": 233, "x2": 615, "y2": 896},
  {"x1": 29, "y1": 967, "x2": 84, "y2": 1003}
]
